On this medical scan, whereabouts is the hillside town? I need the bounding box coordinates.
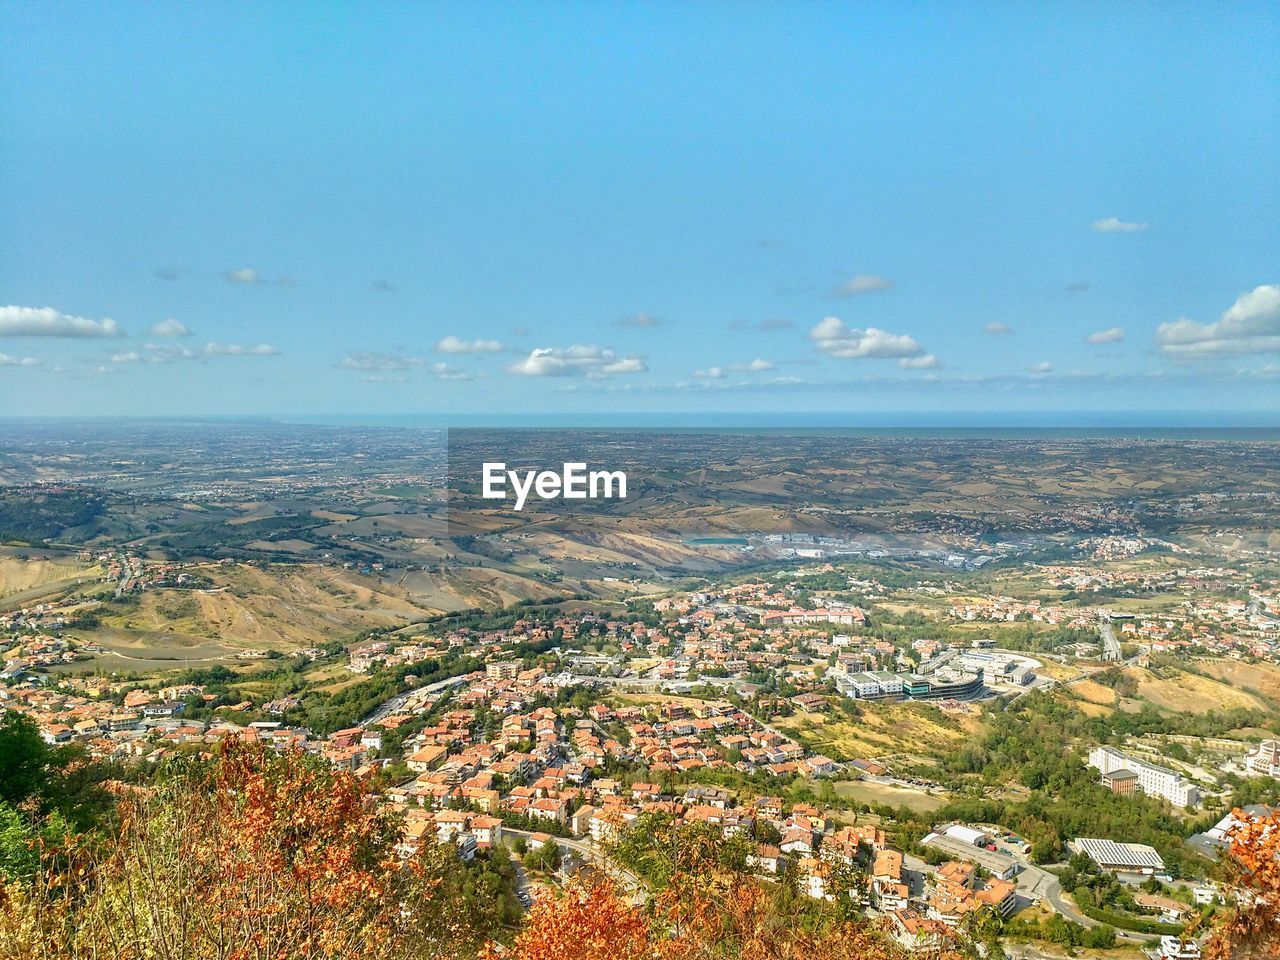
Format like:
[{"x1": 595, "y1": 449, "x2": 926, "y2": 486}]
[{"x1": 5, "y1": 557, "x2": 1280, "y2": 959}]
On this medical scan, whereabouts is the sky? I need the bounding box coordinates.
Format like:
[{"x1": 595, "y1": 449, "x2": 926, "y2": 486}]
[{"x1": 2, "y1": 1, "x2": 1278, "y2": 421}]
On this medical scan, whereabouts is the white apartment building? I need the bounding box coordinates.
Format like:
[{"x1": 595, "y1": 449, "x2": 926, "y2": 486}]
[{"x1": 1089, "y1": 746, "x2": 1200, "y2": 809}]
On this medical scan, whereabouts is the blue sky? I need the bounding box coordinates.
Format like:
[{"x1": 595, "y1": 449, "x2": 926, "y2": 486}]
[{"x1": 2, "y1": 1, "x2": 1278, "y2": 420}]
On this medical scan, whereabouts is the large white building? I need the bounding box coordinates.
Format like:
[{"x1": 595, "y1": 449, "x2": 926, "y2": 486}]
[
  {"x1": 1245, "y1": 739, "x2": 1280, "y2": 779},
  {"x1": 833, "y1": 670, "x2": 903, "y2": 700},
  {"x1": 1088, "y1": 746, "x2": 1200, "y2": 809}
]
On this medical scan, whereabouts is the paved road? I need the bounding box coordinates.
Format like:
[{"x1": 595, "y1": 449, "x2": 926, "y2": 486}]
[
  {"x1": 1099, "y1": 617, "x2": 1122, "y2": 662},
  {"x1": 502, "y1": 828, "x2": 647, "y2": 903},
  {"x1": 360, "y1": 674, "x2": 468, "y2": 726}
]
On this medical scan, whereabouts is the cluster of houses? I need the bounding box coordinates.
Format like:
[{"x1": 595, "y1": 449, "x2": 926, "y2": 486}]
[{"x1": 947, "y1": 597, "x2": 1097, "y2": 627}]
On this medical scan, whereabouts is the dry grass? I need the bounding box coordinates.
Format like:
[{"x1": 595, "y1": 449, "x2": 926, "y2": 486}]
[
  {"x1": 1124, "y1": 666, "x2": 1268, "y2": 713},
  {"x1": 772, "y1": 702, "x2": 979, "y2": 761},
  {"x1": 1196, "y1": 659, "x2": 1280, "y2": 705}
]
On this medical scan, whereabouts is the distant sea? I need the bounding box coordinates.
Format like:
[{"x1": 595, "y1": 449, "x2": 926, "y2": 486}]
[
  {"x1": 5, "y1": 411, "x2": 1280, "y2": 441},
  {"x1": 272, "y1": 411, "x2": 1280, "y2": 440}
]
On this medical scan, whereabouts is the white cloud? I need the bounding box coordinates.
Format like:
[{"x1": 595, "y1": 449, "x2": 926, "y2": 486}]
[
  {"x1": 204, "y1": 342, "x2": 279, "y2": 356},
  {"x1": 698, "y1": 359, "x2": 777, "y2": 375},
  {"x1": 110, "y1": 351, "x2": 142, "y2": 364},
  {"x1": 809, "y1": 317, "x2": 926, "y2": 359},
  {"x1": 341, "y1": 352, "x2": 423, "y2": 371},
  {"x1": 360, "y1": 374, "x2": 408, "y2": 383},
  {"x1": 615, "y1": 312, "x2": 661, "y2": 328},
  {"x1": 1086, "y1": 327, "x2": 1125, "y2": 344},
  {"x1": 432, "y1": 362, "x2": 475, "y2": 381},
  {"x1": 0, "y1": 352, "x2": 40, "y2": 367},
  {"x1": 1028, "y1": 361, "x2": 1054, "y2": 374},
  {"x1": 1092, "y1": 217, "x2": 1148, "y2": 233},
  {"x1": 836, "y1": 274, "x2": 894, "y2": 296},
  {"x1": 0, "y1": 306, "x2": 122, "y2": 338},
  {"x1": 983, "y1": 322, "x2": 1013, "y2": 335},
  {"x1": 143, "y1": 343, "x2": 198, "y2": 363},
  {"x1": 149, "y1": 318, "x2": 191, "y2": 337},
  {"x1": 508, "y1": 345, "x2": 646, "y2": 378},
  {"x1": 1155, "y1": 284, "x2": 1280, "y2": 357},
  {"x1": 899, "y1": 354, "x2": 938, "y2": 369},
  {"x1": 436, "y1": 335, "x2": 505, "y2": 354},
  {"x1": 224, "y1": 267, "x2": 292, "y2": 286},
  {"x1": 144, "y1": 342, "x2": 277, "y2": 361},
  {"x1": 601, "y1": 356, "x2": 648, "y2": 375}
]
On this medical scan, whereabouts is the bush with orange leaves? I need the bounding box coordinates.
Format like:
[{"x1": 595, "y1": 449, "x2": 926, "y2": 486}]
[
  {"x1": 498, "y1": 835, "x2": 963, "y2": 960},
  {"x1": 1201, "y1": 806, "x2": 1280, "y2": 960},
  {"x1": 0, "y1": 741, "x2": 494, "y2": 960},
  {"x1": 497, "y1": 875, "x2": 963, "y2": 960}
]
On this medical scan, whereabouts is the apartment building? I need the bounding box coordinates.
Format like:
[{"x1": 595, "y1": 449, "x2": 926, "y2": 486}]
[{"x1": 1088, "y1": 746, "x2": 1200, "y2": 809}]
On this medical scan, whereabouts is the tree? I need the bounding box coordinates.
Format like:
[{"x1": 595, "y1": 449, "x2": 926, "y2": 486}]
[
  {"x1": 0, "y1": 714, "x2": 51, "y2": 808},
  {"x1": 0, "y1": 740, "x2": 495, "y2": 960},
  {"x1": 1202, "y1": 806, "x2": 1280, "y2": 960},
  {"x1": 0, "y1": 710, "x2": 113, "y2": 830},
  {"x1": 494, "y1": 875, "x2": 964, "y2": 960},
  {"x1": 0, "y1": 805, "x2": 35, "y2": 881},
  {"x1": 492, "y1": 880, "x2": 654, "y2": 960}
]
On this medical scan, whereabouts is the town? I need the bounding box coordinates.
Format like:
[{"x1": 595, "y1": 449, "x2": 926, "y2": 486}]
[{"x1": 5, "y1": 545, "x2": 1279, "y2": 960}]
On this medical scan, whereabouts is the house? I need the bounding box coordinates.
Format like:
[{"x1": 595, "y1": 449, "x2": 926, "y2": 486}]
[
  {"x1": 1134, "y1": 893, "x2": 1190, "y2": 924},
  {"x1": 780, "y1": 827, "x2": 813, "y2": 856},
  {"x1": 749, "y1": 844, "x2": 782, "y2": 875},
  {"x1": 873, "y1": 849, "x2": 904, "y2": 886},
  {"x1": 470, "y1": 815, "x2": 503, "y2": 850},
  {"x1": 976, "y1": 879, "x2": 1018, "y2": 918},
  {"x1": 407, "y1": 744, "x2": 448, "y2": 773},
  {"x1": 434, "y1": 810, "x2": 472, "y2": 843},
  {"x1": 1159, "y1": 937, "x2": 1201, "y2": 960},
  {"x1": 888, "y1": 910, "x2": 949, "y2": 952},
  {"x1": 41, "y1": 724, "x2": 73, "y2": 744},
  {"x1": 528, "y1": 797, "x2": 567, "y2": 825}
]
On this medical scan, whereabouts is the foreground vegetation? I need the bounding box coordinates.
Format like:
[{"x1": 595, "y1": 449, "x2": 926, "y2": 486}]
[{"x1": 0, "y1": 714, "x2": 1276, "y2": 960}]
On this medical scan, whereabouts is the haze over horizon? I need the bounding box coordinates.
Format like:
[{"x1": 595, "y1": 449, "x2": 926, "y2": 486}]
[{"x1": 2, "y1": 2, "x2": 1277, "y2": 418}]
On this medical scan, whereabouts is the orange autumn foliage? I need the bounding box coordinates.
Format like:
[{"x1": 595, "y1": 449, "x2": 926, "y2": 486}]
[
  {"x1": 499, "y1": 874, "x2": 962, "y2": 960},
  {"x1": 1203, "y1": 806, "x2": 1280, "y2": 960},
  {"x1": 0, "y1": 741, "x2": 477, "y2": 960},
  {"x1": 490, "y1": 881, "x2": 655, "y2": 960}
]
